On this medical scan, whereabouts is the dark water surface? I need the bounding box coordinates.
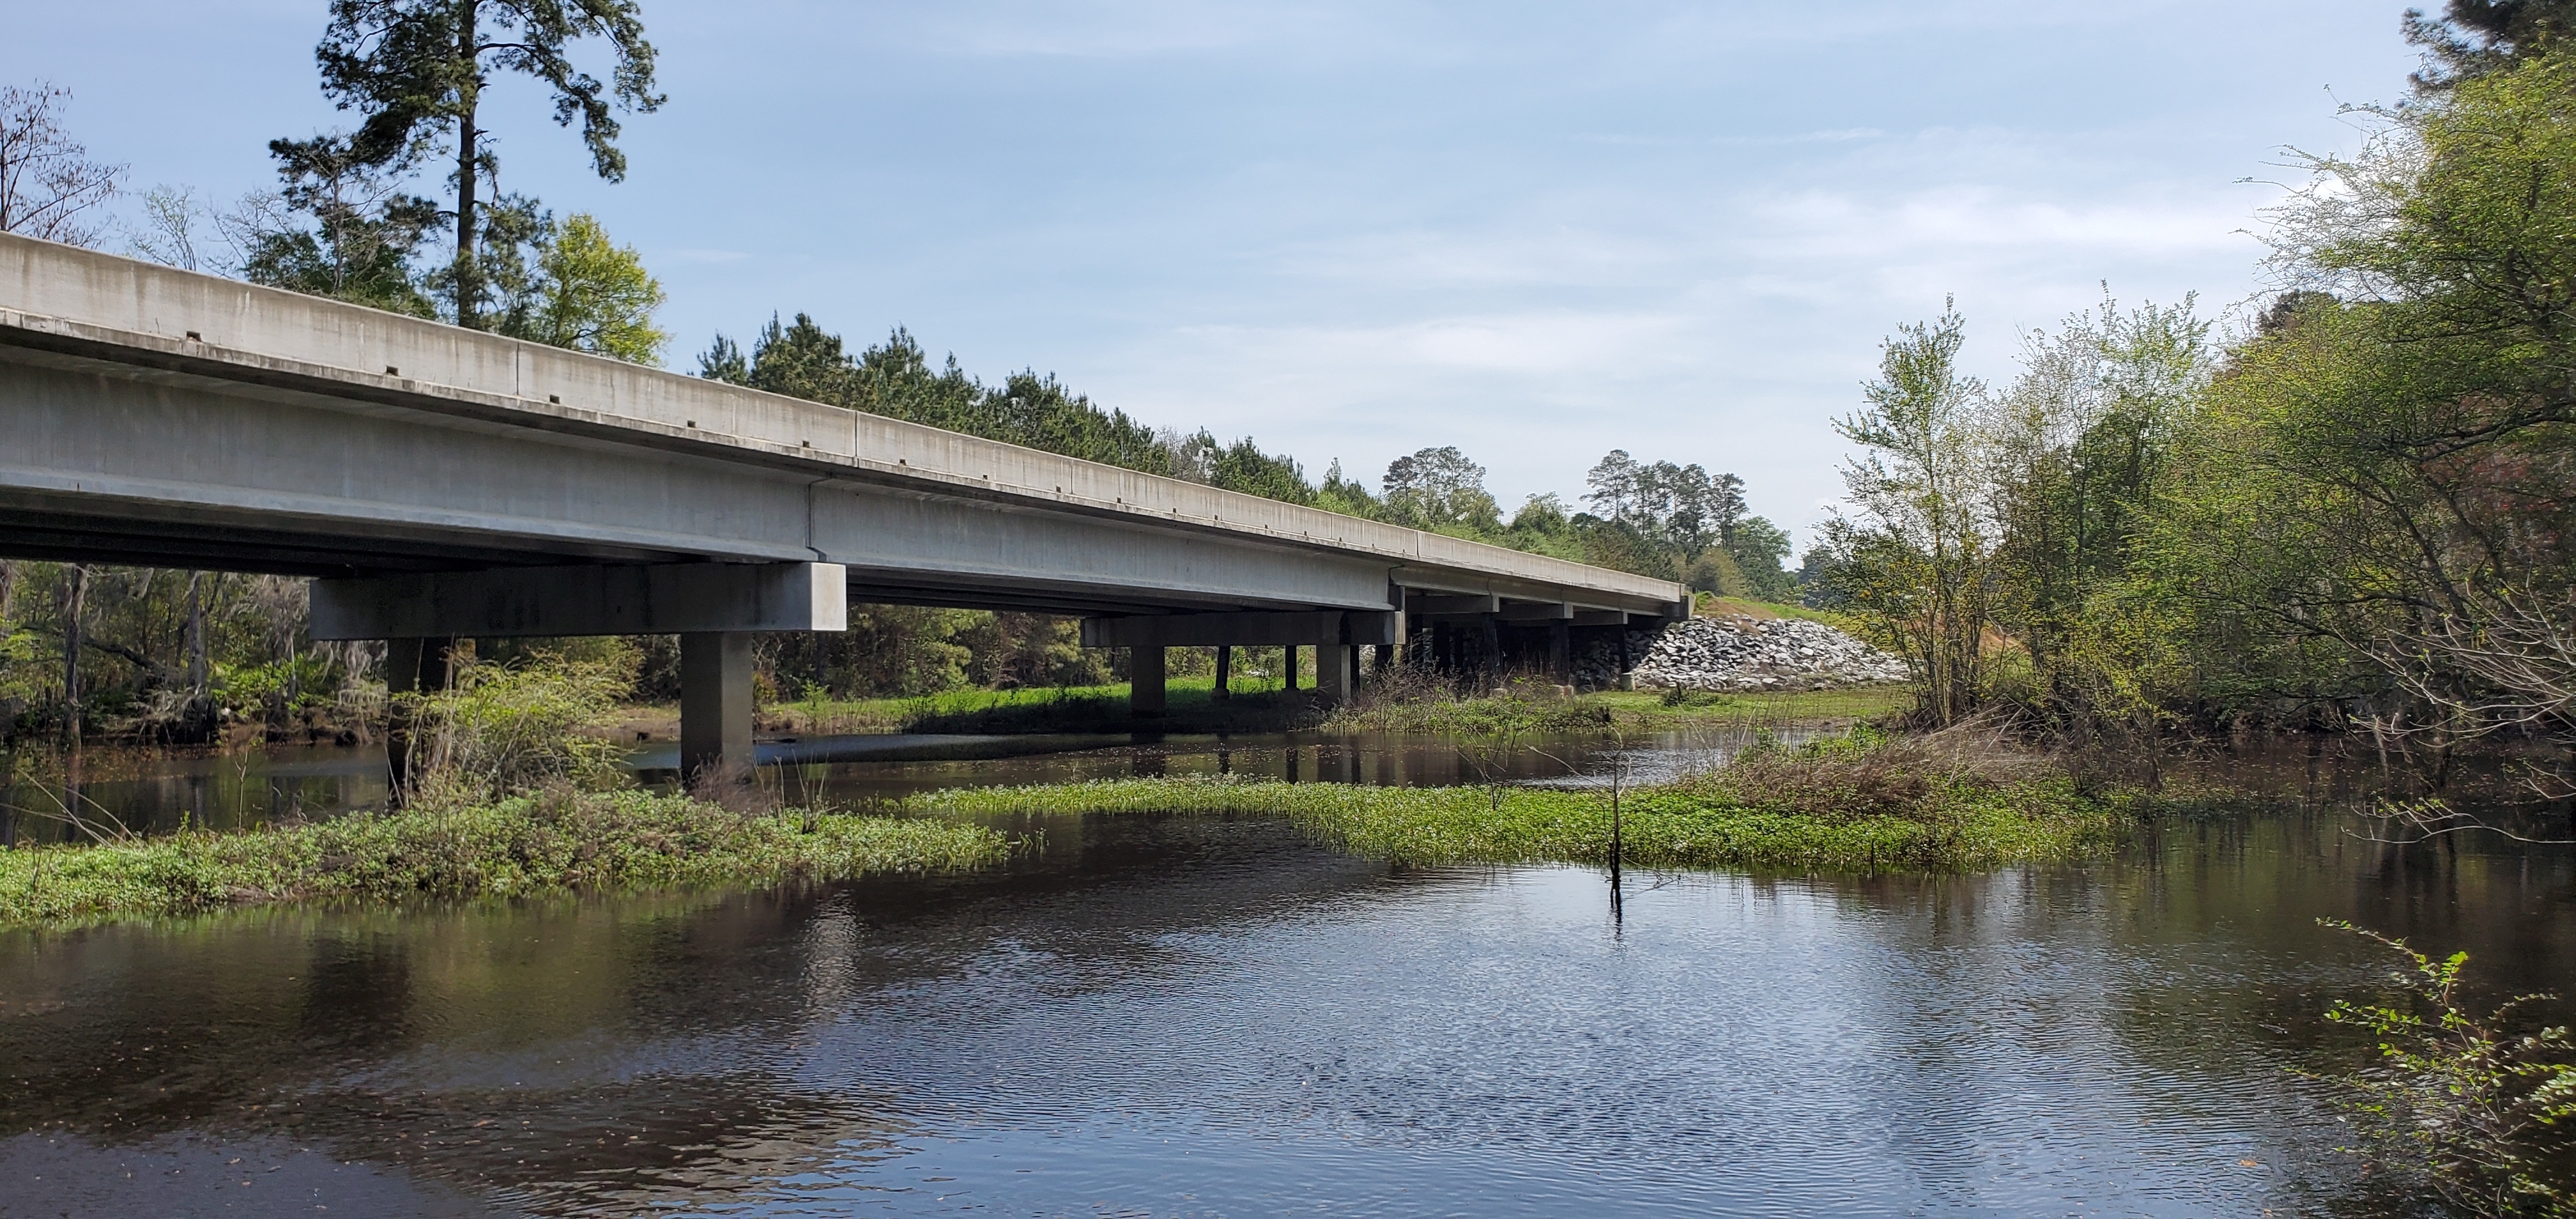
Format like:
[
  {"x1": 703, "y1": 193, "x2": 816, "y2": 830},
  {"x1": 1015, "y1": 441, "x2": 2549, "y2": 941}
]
[{"x1": 4, "y1": 753, "x2": 2574, "y2": 1217}]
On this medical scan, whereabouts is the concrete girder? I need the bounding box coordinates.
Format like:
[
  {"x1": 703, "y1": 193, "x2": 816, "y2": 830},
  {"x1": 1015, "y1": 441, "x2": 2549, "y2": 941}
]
[
  {"x1": 310, "y1": 562, "x2": 848, "y2": 640},
  {"x1": 1499, "y1": 601, "x2": 1574, "y2": 622},
  {"x1": 1081, "y1": 610, "x2": 1400, "y2": 649},
  {"x1": 1407, "y1": 592, "x2": 1499, "y2": 616}
]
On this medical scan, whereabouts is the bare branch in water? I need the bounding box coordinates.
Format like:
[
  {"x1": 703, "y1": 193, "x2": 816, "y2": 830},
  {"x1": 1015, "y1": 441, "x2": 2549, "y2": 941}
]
[{"x1": 2348, "y1": 795, "x2": 2573, "y2": 845}]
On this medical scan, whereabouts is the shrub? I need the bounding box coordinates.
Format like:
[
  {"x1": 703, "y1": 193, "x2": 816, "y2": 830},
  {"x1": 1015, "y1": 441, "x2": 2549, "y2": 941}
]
[
  {"x1": 2304, "y1": 921, "x2": 2576, "y2": 1217},
  {"x1": 402, "y1": 650, "x2": 633, "y2": 802}
]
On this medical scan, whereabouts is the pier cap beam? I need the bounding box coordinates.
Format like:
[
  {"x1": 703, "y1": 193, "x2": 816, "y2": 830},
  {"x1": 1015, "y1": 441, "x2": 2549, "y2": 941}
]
[
  {"x1": 1408, "y1": 592, "x2": 1499, "y2": 617},
  {"x1": 310, "y1": 562, "x2": 847, "y2": 640},
  {"x1": 1499, "y1": 601, "x2": 1574, "y2": 622},
  {"x1": 1082, "y1": 610, "x2": 1398, "y2": 650}
]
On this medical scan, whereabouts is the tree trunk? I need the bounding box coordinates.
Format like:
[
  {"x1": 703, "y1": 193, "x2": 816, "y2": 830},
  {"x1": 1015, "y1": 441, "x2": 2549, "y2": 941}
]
[
  {"x1": 452, "y1": 1, "x2": 483, "y2": 327},
  {"x1": 185, "y1": 572, "x2": 206, "y2": 695},
  {"x1": 60, "y1": 564, "x2": 87, "y2": 744}
]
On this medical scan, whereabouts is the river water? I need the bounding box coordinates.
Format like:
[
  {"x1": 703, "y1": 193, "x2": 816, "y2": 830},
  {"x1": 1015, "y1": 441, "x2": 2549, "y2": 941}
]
[{"x1": 2, "y1": 741, "x2": 2573, "y2": 1216}]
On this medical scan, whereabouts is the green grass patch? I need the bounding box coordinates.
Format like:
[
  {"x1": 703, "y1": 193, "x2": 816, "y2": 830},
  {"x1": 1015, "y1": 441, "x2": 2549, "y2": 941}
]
[
  {"x1": 0, "y1": 789, "x2": 1008, "y2": 926},
  {"x1": 911, "y1": 770, "x2": 2128, "y2": 874}
]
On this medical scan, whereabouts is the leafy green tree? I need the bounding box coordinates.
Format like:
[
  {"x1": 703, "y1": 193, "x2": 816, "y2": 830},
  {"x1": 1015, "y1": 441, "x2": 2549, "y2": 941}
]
[
  {"x1": 2152, "y1": 48, "x2": 2576, "y2": 770},
  {"x1": 1984, "y1": 291, "x2": 2209, "y2": 725},
  {"x1": 1823, "y1": 302, "x2": 1996, "y2": 726},
  {"x1": 1721, "y1": 516, "x2": 1797, "y2": 599},
  {"x1": 1383, "y1": 446, "x2": 1501, "y2": 533},
  {"x1": 302, "y1": 0, "x2": 662, "y2": 326},
  {"x1": 502, "y1": 211, "x2": 667, "y2": 363},
  {"x1": 700, "y1": 316, "x2": 1176, "y2": 474},
  {"x1": 1583, "y1": 450, "x2": 1743, "y2": 560},
  {"x1": 1208, "y1": 436, "x2": 1312, "y2": 503},
  {"x1": 241, "y1": 134, "x2": 440, "y2": 316},
  {"x1": 1499, "y1": 494, "x2": 1585, "y2": 562},
  {"x1": 1315, "y1": 460, "x2": 1384, "y2": 519}
]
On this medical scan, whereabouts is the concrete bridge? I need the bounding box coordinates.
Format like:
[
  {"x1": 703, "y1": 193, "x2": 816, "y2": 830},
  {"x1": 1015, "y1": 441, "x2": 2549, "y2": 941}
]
[{"x1": 0, "y1": 234, "x2": 1689, "y2": 778}]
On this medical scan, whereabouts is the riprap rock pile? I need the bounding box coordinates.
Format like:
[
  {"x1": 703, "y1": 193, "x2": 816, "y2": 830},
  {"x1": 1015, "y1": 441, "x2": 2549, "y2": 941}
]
[{"x1": 1583, "y1": 615, "x2": 1909, "y2": 692}]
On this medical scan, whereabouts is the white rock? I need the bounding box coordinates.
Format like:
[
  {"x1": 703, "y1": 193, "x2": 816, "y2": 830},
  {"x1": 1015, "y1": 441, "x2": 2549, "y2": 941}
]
[{"x1": 1589, "y1": 615, "x2": 1910, "y2": 693}]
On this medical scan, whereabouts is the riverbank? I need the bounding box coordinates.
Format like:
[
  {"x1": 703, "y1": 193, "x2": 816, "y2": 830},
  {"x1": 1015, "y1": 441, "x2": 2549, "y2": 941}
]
[{"x1": 0, "y1": 789, "x2": 1006, "y2": 926}]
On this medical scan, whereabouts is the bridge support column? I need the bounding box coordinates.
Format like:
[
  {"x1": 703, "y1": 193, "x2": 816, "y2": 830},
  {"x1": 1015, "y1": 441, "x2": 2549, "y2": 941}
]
[
  {"x1": 1130, "y1": 647, "x2": 1167, "y2": 717},
  {"x1": 383, "y1": 636, "x2": 457, "y2": 802},
  {"x1": 1214, "y1": 645, "x2": 1232, "y2": 701},
  {"x1": 1078, "y1": 611, "x2": 1400, "y2": 707},
  {"x1": 680, "y1": 632, "x2": 755, "y2": 786},
  {"x1": 1317, "y1": 644, "x2": 1355, "y2": 705},
  {"x1": 1480, "y1": 616, "x2": 1503, "y2": 689}
]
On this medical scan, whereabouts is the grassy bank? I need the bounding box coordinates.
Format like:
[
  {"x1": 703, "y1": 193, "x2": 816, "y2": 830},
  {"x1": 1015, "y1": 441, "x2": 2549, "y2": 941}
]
[
  {"x1": 0, "y1": 789, "x2": 1007, "y2": 926},
  {"x1": 913, "y1": 730, "x2": 2130, "y2": 873}
]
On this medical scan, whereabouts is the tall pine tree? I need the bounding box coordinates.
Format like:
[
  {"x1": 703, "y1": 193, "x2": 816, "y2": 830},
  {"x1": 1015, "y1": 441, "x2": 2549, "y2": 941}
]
[{"x1": 295, "y1": 0, "x2": 661, "y2": 326}]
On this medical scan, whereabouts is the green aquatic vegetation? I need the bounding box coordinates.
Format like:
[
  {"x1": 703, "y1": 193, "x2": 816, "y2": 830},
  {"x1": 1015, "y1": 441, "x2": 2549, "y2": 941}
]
[
  {"x1": 913, "y1": 748, "x2": 2126, "y2": 874},
  {"x1": 0, "y1": 788, "x2": 1008, "y2": 926}
]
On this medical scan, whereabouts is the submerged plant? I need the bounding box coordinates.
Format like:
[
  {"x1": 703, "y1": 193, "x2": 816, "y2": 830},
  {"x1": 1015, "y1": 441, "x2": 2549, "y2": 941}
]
[{"x1": 2303, "y1": 920, "x2": 2576, "y2": 1216}]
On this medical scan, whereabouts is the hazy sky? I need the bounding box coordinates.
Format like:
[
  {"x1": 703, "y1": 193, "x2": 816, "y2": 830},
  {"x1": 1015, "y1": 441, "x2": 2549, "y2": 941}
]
[{"x1": 16, "y1": 2, "x2": 2422, "y2": 546}]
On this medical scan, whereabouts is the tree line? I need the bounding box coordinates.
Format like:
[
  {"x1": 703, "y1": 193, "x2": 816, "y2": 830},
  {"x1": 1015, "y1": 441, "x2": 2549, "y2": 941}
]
[
  {"x1": 1813, "y1": 7, "x2": 2576, "y2": 795},
  {"x1": 694, "y1": 314, "x2": 1797, "y2": 593}
]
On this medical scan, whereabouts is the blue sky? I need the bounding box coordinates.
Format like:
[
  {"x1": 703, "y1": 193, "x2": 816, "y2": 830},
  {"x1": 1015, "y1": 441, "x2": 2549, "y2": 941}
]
[{"x1": 16, "y1": 1, "x2": 2421, "y2": 547}]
